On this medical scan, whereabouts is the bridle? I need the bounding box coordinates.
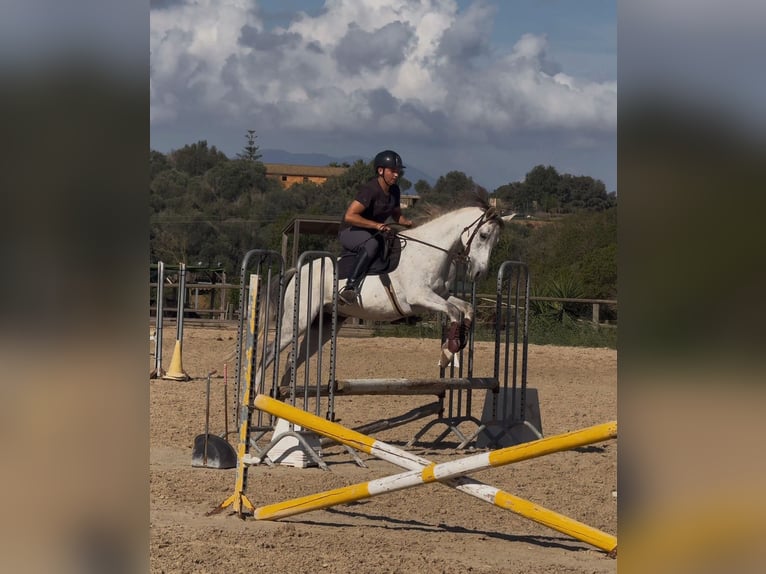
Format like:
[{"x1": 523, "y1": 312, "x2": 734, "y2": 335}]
[
  {"x1": 393, "y1": 208, "x2": 499, "y2": 265},
  {"x1": 376, "y1": 208, "x2": 499, "y2": 318},
  {"x1": 458, "y1": 207, "x2": 500, "y2": 260}
]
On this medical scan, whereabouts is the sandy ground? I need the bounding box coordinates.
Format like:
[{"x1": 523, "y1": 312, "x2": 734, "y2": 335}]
[{"x1": 150, "y1": 325, "x2": 617, "y2": 573}]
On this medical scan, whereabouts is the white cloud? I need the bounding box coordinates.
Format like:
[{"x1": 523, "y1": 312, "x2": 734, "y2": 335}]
[{"x1": 151, "y1": 0, "x2": 616, "y2": 141}]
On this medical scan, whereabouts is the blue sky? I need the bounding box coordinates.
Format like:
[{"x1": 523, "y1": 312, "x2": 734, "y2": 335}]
[{"x1": 150, "y1": 0, "x2": 617, "y2": 191}]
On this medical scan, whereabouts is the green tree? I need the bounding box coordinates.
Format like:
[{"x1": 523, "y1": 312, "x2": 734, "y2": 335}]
[
  {"x1": 522, "y1": 164, "x2": 560, "y2": 213},
  {"x1": 417, "y1": 171, "x2": 480, "y2": 210},
  {"x1": 236, "y1": 129, "x2": 262, "y2": 162},
  {"x1": 150, "y1": 149, "x2": 171, "y2": 180},
  {"x1": 559, "y1": 174, "x2": 613, "y2": 212},
  {"x1": 320, "y1": 159, "x2": 375, "y2": 209},
  {"x1": 413, "y1": 179, "x2": 432, "y2": 196},
  {"x1": 170, "y1": 140, "x2": 228, "y2": 176},
  {"x1": 493, "y1": 181, "x2": 524, "y2": 213},
  {"x1": 494, "y1": 167, "x2": 615, "y2": 214},
  {"x1": 150, "y1": 168, "x2": 189, "y2": 210},
  {"x1": 204, "y1": 159, "x2": 269, "y2": 204}
]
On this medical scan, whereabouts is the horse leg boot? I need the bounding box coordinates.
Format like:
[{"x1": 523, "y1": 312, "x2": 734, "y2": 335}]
[
  {"x1": 339, "y1": 250, "x2": 372, "y2": 304},
  {"x1": 441, "y1": 316, "x2": 471, "y2": 367}
]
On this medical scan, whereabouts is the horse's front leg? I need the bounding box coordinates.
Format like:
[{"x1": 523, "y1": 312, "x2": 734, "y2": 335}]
[
  {"x1": 443, "y1": 295, "x2": 474, "y2": 353},
  {"x1": 409, "y1": 291, "x2": 467, "y2": 368},
  {"x1": 447, "y1": 295, "x2": 474, "y2": 326}
]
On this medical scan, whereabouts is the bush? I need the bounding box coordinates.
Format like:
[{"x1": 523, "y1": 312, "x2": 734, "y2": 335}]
[{"x1": 528, "y1": 315, "x2": 617, "y2": 349}]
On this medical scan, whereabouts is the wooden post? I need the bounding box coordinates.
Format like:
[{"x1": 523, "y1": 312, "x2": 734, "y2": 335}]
[
  {"x1": 220, "y1": 273, "x2": 227, "y2": 320},
  {"x1": 292, "y1": 220, "x2": 300, "y2": 268}
]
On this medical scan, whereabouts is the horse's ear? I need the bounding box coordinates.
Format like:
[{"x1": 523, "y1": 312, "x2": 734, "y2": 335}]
[{"x1": 501, "y1": 213, "x2": 517, "y2": 223}]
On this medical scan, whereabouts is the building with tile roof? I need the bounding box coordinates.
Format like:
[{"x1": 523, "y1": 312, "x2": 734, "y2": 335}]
[{"x1": 264, "y1": 163, "x2": 349, "y2": 188}]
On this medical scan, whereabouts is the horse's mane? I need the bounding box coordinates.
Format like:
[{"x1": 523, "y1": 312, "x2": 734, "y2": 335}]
[{"x1": 409, "y1": 187, "x2": 504, "y2": 226}]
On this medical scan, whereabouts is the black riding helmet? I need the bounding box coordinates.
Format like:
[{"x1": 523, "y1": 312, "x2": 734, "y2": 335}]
[{"x1": 373, "y1": 150, "x2": 405, "y2": 173}]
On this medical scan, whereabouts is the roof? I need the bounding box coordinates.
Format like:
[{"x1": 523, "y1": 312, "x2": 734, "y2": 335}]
[
  {"x1": 263, "y1": 163, "x2": 348, "y2": 178},
  {"x1": 281, "y1": 215, "x2": 341, "y2": 236}
]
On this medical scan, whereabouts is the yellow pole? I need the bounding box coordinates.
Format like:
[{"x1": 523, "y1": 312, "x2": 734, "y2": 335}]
[
  {"x1": 254, "y1": 394, "x2": 378, "y2": 453},
  {"x1": 210, "y1": 275, "x2": 261, "y2": 516},
  {"x1": 253, "y1": 395, "x2": 617, "y2": 552},
  {"x1": 254, "y1": 420, "x2": 615, "y2": 520}
]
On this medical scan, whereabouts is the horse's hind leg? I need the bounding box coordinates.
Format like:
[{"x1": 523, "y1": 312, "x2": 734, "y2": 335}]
[
  {"x1": 277, "y1": 261, "x2": 337, "y2": 397},
  {"x1": 280, "y1": 313, "x2": 345, "y2": 406}
]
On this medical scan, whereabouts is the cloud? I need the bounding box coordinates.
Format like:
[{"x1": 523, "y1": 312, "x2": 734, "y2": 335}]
[
  {"x1": 150, "y1": 0, "x2": 189, "y2": 10},
  {"x1": 239, "y1": 26, "x2": 301, "y2": 51},
  {"x1": 436, "y1": 0, "x2": 493, "y2": 63},
  {"x1": 151, "y1": 0, "x2": 616, "y2": 144},
  {"x1": 334, "y1": 21, "x2": 414, "y2": 75}
]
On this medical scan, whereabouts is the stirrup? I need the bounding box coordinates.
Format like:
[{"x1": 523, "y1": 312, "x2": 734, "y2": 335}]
[{"x1": 338, "y1": 286, "x2": 357, "y2": 305}]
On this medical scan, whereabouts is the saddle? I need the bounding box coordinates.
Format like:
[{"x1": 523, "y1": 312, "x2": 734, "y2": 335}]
[{"x1": 338, "y1": 233, "x2": 403, "y2": 280}]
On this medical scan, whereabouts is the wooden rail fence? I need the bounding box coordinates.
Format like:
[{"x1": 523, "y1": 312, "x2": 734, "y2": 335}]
[{"x1": 149, "y1": 282, "x2": 617, "y2": 327}]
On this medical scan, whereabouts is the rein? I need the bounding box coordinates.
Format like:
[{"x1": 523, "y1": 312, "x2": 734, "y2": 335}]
[{"x1": 394, "y1": 208, "x2": 498, "y2": 264}]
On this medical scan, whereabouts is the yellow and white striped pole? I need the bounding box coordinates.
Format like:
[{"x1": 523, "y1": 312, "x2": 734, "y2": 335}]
[
  {"x1": 253, "y1": 395, "x2": 617, "y2": 553},
  {"x1": 210, "y1": 276, "x2": 261, "y2": 516}
]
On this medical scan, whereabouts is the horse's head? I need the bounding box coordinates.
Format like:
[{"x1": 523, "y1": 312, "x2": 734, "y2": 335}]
[{"x1": 459, "y1": 207, "x2": 514, "y2": 280}]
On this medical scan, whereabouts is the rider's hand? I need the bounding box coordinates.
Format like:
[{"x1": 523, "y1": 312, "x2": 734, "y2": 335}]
[{"x1": 377, "y1": 223, "x2": 390, "y2": 232}]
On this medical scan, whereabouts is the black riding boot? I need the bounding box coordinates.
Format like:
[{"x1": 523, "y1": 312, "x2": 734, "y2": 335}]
[{"x1": 339, "y1": 250, "x2": 372, "y2": 304}]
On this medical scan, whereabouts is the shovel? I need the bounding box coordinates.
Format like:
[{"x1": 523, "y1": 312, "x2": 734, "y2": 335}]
[{"x1": 192, "y1": 369, "x2": 237, "y2": 469}]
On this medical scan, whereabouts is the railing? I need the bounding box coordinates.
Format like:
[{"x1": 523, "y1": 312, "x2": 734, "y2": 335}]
[
  {"x1": 149, "y1": 281, "x2": 617, "y2": 328},
  {"x1": 149, "y1": 282, "x2": 239, "y2": 321},
  {"x1": 476, "y1": 294, "x2": 617, "y2": 326}
]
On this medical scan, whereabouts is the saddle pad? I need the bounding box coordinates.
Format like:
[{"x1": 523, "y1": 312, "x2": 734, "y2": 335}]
[{"x1": 338, "y1": 236, "x2": 402, "y2": 279}]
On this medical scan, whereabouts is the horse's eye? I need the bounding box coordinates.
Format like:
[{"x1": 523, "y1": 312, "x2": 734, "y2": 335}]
[{"x1": 479, "y1": 231, "x2": 490, "y2": 240}]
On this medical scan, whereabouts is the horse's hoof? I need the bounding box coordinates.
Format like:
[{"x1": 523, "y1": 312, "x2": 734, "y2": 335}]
[{"x1": 439, "y1": 350, "x2": 454, "y2": 368}]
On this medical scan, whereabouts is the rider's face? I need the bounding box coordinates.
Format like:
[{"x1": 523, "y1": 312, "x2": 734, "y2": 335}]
[{"x1": 384, "y1": 167, "x2": 402, "y2": 180}]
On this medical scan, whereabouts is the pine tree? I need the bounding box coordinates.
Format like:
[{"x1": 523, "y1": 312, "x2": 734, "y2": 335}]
[{"x1": 237, "y1": 129, "x2": 262, "y2": 162}]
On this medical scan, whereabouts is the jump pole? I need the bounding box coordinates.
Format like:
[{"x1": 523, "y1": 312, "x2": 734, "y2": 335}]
[
  {"x1": 210, "y1": 274, "x2": 262, "y2": 516},
  {"x1": 150, "y1": 261, "x2": 165, "y2": 379},
  {"x1": 253, "y1": 395, "x2": 618, "y2": 553},
  {"x1": 163, "y1": 262, "x2": 190, "y2": 381}
]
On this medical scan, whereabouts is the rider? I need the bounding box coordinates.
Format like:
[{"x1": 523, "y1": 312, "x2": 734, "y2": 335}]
[{"x1": 338, "y1": 149, "x2": 413, "y2": 304}]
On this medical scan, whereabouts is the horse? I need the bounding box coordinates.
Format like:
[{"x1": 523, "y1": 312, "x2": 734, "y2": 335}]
[{"x1": 260, "y1": 195, "x2": 514, "y2": 390}]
